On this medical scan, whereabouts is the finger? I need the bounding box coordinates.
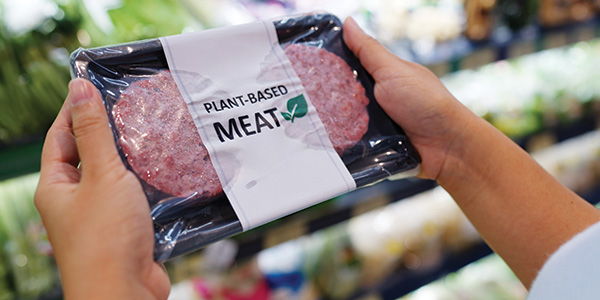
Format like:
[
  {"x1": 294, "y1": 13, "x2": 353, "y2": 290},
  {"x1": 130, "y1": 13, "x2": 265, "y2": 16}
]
[
  {"x1": 36, "y1": 88, "x2": 82, "y2": 214},
  {"x1": 69, "y1": 79, "x2": 123, "y2": 177},
  {"x1": 343, "y1": 17, "x2": 407, "y2": 80},
  {"x1": 148, "y1": 263, "x2": 171, "y2": 300},
  {"x1": 39, "y1": 89, "x2": 81, "y2": 186}
]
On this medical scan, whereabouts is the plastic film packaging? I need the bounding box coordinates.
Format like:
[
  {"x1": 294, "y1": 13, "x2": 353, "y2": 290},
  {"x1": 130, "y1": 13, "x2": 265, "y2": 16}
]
[{"x1": 69, "y1": 12, "x2": 421, "y2": 261}]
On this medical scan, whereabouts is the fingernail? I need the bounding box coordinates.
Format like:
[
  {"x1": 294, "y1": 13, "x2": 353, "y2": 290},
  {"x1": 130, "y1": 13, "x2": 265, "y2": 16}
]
[{"x1": 68, "y1": 79, "x2": 95, "y2": 106}]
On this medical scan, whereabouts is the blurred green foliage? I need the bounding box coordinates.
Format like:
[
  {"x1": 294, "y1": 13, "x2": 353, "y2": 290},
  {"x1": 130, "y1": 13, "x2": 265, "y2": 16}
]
[
  {"x1": 0, "y1": 173, "x2": 56, "y2": 299},
  {"x1": 0, "y1": 0, "x2": 197, "y2": 146}
]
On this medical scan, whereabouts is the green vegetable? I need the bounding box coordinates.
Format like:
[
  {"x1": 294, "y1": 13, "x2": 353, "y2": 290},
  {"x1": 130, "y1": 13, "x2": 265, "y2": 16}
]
[
  {"x1": 0, "y1": 1, "x2": 74, "y2": 144},
  {"x1": 107, "y1": 0, "x2": 197, "y2": 43},
  {"x1": 0, "y1": 0, "x2": 200, "y2": 145},
  {"x1": 0, "y1": 213, "x2": 14, "y2": 300},
  {"x1": 0, "y1": 173, "x2": 58, "y2": 299}
]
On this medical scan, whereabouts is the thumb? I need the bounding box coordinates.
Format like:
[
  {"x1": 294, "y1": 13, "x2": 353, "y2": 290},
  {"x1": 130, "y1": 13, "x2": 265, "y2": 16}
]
[
  {"x1": 342, "y1": 17, "x2": 407, "y2": 80},
  {"x1": 68, "y1": 79, "x2": 122, "y2": 177}
]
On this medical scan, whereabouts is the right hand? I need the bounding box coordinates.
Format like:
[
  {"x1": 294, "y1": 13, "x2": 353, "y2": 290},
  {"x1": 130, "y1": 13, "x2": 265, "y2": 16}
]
[
  {"x1": 343, "y1": 17, "x2": 481, "y2": 182},
  {"x1": 343, "y1": 17, "x2": 600, "y2": 289}
]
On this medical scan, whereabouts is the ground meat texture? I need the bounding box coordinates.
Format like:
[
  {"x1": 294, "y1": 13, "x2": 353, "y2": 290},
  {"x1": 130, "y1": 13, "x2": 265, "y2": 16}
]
[
  {"x1": 112, "y1": 71, "x2": 223, "y2": 198},
  {"x1": 284, "y1": 44, "x2": 370, "y2": 154}
]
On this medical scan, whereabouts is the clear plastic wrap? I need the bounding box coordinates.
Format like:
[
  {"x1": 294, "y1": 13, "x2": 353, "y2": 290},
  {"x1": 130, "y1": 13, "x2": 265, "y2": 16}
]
[{"x1": 70, "y1": 12, "x2": 421, "y2": 261}]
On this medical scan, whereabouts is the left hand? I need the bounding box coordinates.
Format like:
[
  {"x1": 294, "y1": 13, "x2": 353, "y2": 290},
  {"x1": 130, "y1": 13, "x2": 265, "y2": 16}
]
[{"x1": 34, "y1": 79, "x2": 170, "y2": 300}]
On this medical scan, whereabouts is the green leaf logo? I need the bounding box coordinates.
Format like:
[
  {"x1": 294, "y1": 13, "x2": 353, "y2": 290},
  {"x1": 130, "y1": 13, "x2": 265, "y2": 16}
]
[{"x1": 281, "y1": 94, "x2": 308, "y2": 123}]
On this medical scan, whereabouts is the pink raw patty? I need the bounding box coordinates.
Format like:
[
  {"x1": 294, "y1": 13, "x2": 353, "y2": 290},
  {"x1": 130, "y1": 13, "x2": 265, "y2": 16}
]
[
  {"x1": 112, "y1": 71, "x2": 222, "y2": 198},
  {"x1": 112, "y1": 45, "x2": 369, "y2": 197},
  {"x1": 284, "y1": 44, "x2": 370, "y2": 154}
]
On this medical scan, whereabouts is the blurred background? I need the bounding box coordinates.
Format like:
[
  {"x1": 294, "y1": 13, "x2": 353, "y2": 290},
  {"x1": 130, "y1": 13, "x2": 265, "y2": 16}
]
[{"x1": 2, "y1": 0, "x2": 600, "y2": 299}]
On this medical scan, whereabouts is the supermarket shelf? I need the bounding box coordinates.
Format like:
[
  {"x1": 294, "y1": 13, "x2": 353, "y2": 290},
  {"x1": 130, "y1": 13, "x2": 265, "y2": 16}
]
[
  {"x1": 348, "y1": 182, "x2": 600, "y2": 300},
  {"x1": 421, "y1": 17, "x2": 600, "y2": 75},
  {"x1": 351, "y1": 242, "x2": 494, "y2": 300},
  {"x1": 233, "y1": 178, "x2": 438, "y2": 260},
  {"x1": 516, "y1": 115, "x2": 600, "y2": 151}
]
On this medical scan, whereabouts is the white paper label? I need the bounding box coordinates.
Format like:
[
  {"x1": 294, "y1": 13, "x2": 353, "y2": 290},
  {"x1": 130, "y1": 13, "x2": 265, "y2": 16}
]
[{"x1": 160, "y1": 20, "x2": 356, "y2": 230}]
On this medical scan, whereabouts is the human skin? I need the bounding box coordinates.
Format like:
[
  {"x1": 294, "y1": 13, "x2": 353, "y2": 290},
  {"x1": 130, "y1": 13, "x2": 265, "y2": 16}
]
[
  {"x1": 342, "y1": 17, "x2": 600, "y2": 288},
  {"x1": 34, "y1": 79, "x2": 170, "y2": 300}
]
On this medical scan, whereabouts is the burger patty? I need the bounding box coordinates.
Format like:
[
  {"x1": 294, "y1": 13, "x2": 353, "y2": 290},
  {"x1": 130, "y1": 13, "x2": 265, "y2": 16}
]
[
  {"x1": 284, "y1": 44, "x2": 370, "y2": 154},
  {"x1": 112, "y1": 44, "x2": 369, "y2": 197},
  {"x1": 112, "y1": 71, "x2": 223, "y2": 198}
]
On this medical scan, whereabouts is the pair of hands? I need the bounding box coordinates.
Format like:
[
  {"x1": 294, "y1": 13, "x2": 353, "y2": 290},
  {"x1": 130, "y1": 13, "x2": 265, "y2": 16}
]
[
  {"x1": 35, "y1": 18, "x2": 459, "y2": 299},
  {"x1": 34, "y1": 17, "x2": 600, "y2": 299}
]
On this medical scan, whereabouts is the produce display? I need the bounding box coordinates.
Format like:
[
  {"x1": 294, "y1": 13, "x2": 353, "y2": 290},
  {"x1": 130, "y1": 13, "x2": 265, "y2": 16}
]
[
  {"x1": 236, "y1": 0, "x2": 596, "y2": 63},
  {"x1": 0, "y1": 232, "x2": 12, "y2": 300},
  {"x1": 236, "y1": 0, "x2": 465, "y2": 46},
  {"x1": 369, "y1": 0, "x2": 464, "y2": 45},
  {"x1": 443, "y1": 39, "x2": 600, "y2": 139},
  {"x1": 0, "y1": 0, "x2": 201, "y2": 146},
  {"x1": 0, "y1": 173, "x2": 56, "y2": 300},
  {"x1": 0, "y1": 1, "x2": 73, "y2": 144},
  {"x1": 235, "y1": 0, "x2": 466, "y2": 62},
  {"x1": 400, "y1": 254, "x2": 527, "y2": 300}
]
